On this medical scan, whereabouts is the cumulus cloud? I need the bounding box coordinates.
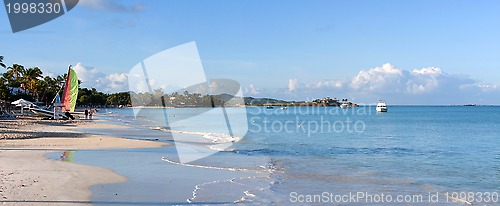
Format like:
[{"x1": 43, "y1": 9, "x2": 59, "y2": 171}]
[
  {"x1": 288, "y1": 79, "x2": 299, "y2": 93},
  {"x1": 73, "y1": 63, "x2": 128, "y2": 93},
  {"x1": 305, "y1": 80, "x2": 344, "y2": 89},
  {"x1": 350, "y1": 63, "x2": 405, "y2": 93},
  {"x1": 406, "y1": 67, "x2": 443, "y2": 94},
  {"x1": 79, "y1": 0, "x2": 145, "y2": 12},
  {"x1": 244, "y1": 83, "x2": 259, "y2": 95},
  {"x1": 477, "y1": 84, "x2": 499, "y2": 92},
  {"x1": 40, "y1": 70, "x2": 56, "y2": 78},
  {"x1": 346, "y1": 63, "x2": 475, "y2": 95},
  {"x1": 461, "y1": 83, "x2": 500, "y2": 93},
  {"x1": 278, "y1": 63, "x2": 499, "y2": 104}
]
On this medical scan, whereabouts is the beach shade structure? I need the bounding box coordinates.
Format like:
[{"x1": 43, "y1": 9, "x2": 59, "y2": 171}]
[{"x1": 11, "y1": 99, "x2": 34, "y2": 115}]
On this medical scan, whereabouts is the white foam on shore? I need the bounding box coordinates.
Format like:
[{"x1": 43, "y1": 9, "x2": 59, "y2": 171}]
[
  {"x1": 162, "y1": 129, "x2": 243, "y2": 144},
  {"x1": 244, "y1": 190, "x2": 256, "y2": 197},
  {"x1": 160, "y1": 156, "x2": 271, "y2": 173},
  {"x1": 202, "y1": 132, "x2": 241, "y2": 144},
  {"x1": 162, "y1": 155, "x2": 279, "y2": 204},
  {"x1": 187, "y1": 176, "x2": 266, "y2": 204}
]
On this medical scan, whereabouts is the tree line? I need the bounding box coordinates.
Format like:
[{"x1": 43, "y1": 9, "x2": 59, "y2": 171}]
[
  {"x1": 0, "y1": 56, "x2": 130, "y2": 107},
  {"x1": 0, "y1": 55, "x2": 304, "y2": 108}
]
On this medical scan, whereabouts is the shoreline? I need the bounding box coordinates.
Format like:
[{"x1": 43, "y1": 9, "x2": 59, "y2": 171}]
[{"x1": 0, "y1": 117, "x2": 166, "y2": 205}]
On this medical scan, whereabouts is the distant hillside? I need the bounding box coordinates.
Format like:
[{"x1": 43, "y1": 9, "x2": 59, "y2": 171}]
[{"x1": 243, "y1": 97, "x2": 290, "y2": 105}]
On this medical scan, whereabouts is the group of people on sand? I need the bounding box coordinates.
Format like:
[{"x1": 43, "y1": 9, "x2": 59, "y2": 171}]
[{"x1": 84, "y1": 108, "x2": 97, "y2": 120}]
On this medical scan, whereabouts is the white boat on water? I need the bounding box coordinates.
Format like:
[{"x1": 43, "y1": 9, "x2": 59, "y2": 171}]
[
  {"x1": 340, "y1": 103, "x2": 349, "y2": 109},
  {"x1": 376, "y1": 101, "x2": 387, "y2": 112},
  {"x1": 339, "y1": 99, "x2": 350, "y2": 109}
]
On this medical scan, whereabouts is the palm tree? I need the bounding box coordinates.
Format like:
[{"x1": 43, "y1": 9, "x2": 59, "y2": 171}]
[
  {"x1": 21, "y1": 67, "x2": 43, "y2": 99},
  {"x1": 7, "y1": 64, "x2": 24, "y2": 79},
  {"x1": 39, "y1": 76, "x2": 62, "y2": 106},
  {"x1": 6, "y1": 64, "x2": 25, "y2": 88},
  {"x1": 0, "y1": 56, "x2": 6, "y2": 69}
]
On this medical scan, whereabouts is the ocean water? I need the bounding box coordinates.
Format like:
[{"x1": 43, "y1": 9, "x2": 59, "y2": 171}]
[{"x1": 71, "y1": 106, "x2": 499, "y2": 205}]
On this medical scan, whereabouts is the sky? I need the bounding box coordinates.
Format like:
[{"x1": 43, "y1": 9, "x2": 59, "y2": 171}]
[{"x1": 1, "y1": 0, "x2": 500, "y2": 104}]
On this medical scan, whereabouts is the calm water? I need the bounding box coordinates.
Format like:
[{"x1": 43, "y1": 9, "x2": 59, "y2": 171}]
[{"x1": 83, "y1": 106, "x2": 499, "y2": 205}]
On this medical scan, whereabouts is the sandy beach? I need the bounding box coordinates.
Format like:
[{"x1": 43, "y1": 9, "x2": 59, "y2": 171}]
[{"x1": 0, "y1": 117, "x2": 166, "y2": 205}]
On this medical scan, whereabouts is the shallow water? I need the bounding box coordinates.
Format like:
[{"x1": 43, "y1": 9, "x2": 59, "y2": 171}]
[{"x1": 57, "y1": 106, "x2": 499, "y2": 205}]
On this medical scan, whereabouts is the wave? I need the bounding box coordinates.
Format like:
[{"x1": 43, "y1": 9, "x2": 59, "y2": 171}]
[
  {"x1": 146, "y1": 126, "x2": 244, "y2": 145},
  {"x1": 161, "y1": 156, "x2": 281, "y2": 204},
  {"x1": 160, "y1": 156, "x2": 275, "y2": 173},
  {"x1": 105, "y1": 109, "x2": 245, "y2": 145},
  {"x1": 187, "y1": 176, "x2": 269, "y2": 204},
  {"x1": 232, "y1": 147, "x2": 418, "y2": 156}
]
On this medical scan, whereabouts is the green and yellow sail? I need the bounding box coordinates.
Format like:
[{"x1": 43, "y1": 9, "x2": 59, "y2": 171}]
[{"x1": 62, "y1": 66, "x2": 78, "y2": 112}]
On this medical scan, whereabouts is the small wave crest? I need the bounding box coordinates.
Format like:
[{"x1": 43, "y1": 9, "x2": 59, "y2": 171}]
[
  {"x1": 232, "y1": 147, "x2": 417, "y2": 156},
  {"x1": 146, "y1": 126, "x2": 243, "y2": 145},
  {"x1": 161, "y1": 156, "x2": 274, "y2": 173},
  {"x1": 187, "y1": 176, "x2": 269, "y2": 204}
]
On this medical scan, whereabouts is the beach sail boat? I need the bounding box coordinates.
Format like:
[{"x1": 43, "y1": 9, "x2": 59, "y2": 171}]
[
  {"x1": 62, "y1": 66, "x2": 79, "y2": 113},
  {"x1": 31, "y1": 66, "x2": 79, "y2": 119}
]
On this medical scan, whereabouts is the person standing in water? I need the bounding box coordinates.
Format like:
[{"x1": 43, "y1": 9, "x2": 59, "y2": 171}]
[
  {"x1": 84, "y1": 109, "x2": 89, "y2": 119},
  {"x1": 89, "y1": 108, "x2": 93, "y2": 120}
]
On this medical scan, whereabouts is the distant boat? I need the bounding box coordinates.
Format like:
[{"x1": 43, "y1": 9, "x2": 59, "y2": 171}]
[
  {"x1": 376, "y1": 101, "x2": 387, "y2": 112},
  {"x1": 340, "y1": 99, "x2": 350, "y2": 109},
  {"x1": 266, "y1": 106, "x2": 274, "y2": 109},
  {"x1": 280, "y1": 106, "x2": 288, "y2": 110},
  {"x1": 31, "y1": 66, "x2": 79, "y2": 119},
  {"x1": 340, "y1": 103, "x2": 349, "y2": 109}
]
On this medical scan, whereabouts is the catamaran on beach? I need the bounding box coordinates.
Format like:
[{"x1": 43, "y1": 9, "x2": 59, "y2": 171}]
[{"x1": 30, "y1": 66, "x2": 79, "y2": 120}]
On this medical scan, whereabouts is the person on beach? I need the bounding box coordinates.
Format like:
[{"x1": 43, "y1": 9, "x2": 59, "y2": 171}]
[
  {"x1": 84, "y1": 109, "x2": 89, "y2": 119},
  {"x1": 89, "y1": 108, "x2": 93, "y2": 120}
]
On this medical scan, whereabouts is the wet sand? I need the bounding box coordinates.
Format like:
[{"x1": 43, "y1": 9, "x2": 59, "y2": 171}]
[{"x1": 0, "y1": 118, "x2": 166, "y2": 205}]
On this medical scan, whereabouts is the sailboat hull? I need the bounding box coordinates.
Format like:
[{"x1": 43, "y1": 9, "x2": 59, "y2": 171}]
[{"x1": 31, "y1": 108, "x2": 68, "y2": 119}]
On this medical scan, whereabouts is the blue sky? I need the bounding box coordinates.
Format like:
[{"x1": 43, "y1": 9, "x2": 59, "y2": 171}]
[{"x1": 1, "y1": 0, "x2": 500, "y2": 104}]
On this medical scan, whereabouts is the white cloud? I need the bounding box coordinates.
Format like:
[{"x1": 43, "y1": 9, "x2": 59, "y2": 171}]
[
  {"x1": 350, "y1": 63, "x2": 405, "y2": 92},
  {"x1": 73, "y1": 63, "x2": 128, "y2": 93},
  {"x1": 306, "y1": 80, "x2": 344, "y2": 89},
  {"x1": 411, "y1": 67, "x2": 443, "y2": 76},
  {"x1": 271, "y1": 63, "x2": 498, "y2": 104},
  {"x1": 405, "y1": 67, "x2": 444, "y2": 94},
  {"x1": 103, "y1": 73, "x2": 128, "y2": 92},
  {"x1": 288, "y1": 79, "x2": 298, "y2": 93},
  {"x1": 40, "y1": 69, "x2": 56, "y2": 78},
  {"x1": 461, "y1": 83, "x2": 500, "y2": 93},
  {"x1": 244, "y1": 83, "x2": 259, "y2": 95}
]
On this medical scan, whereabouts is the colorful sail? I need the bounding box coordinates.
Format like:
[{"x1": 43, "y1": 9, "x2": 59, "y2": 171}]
[{"x1": 62, "y1": 66, "x2": 79, "y2": 112}]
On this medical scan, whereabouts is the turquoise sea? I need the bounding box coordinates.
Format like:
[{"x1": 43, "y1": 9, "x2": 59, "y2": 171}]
[{"x1": 50, "y1": 106, "x2": 500, "y2": 205}]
